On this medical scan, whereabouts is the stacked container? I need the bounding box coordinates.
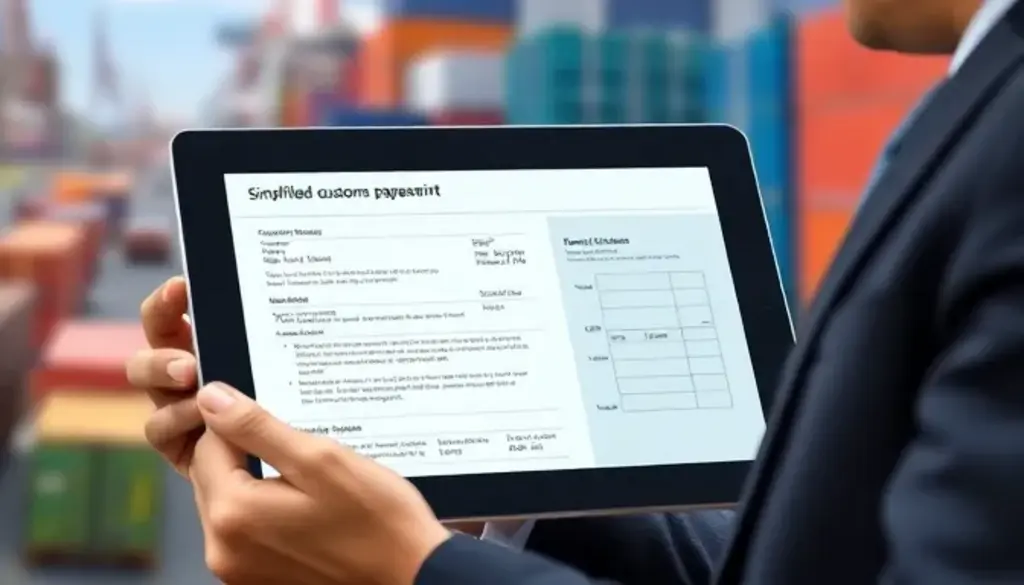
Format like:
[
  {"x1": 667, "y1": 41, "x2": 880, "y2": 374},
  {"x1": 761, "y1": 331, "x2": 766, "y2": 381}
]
[
  {"x1": 382, "y1": 0, "x2": 516, "y2": 22},
  {"x1": 0, "y1": 221, "x2": 87, "y2": 348},
  {"x1": 0, "y1": 283, "x2": 35, "y2": 455},
  {"x1": 123, "y1": 216, "x2": 174, "y2": 265},
  {"x1": 796, "y1": 9, "x2": 947, "y2": 303},
  {"x1": 50, "y1": 170, "x2": 134, "y2": 239},
  {"x1": 30, "y1": 320, "x2": 149, "y2": 405},
  {"x1": 505, "y1": 27, "x2": 708, "y2": 125},
  {"x1": 316, "y1": 105, "x2": 428, "y2": 126},
  {"x1": 405, "y1": 50, "x2": 506, "y2": 124},
  {"x1": 704, "y1": 16, "x2": 796, "y2": 306},
  {"x1": 517, "y1": 0, "x2": 711, "y2": 36},
  {"x1": 357, "y1": 19, "x2": 514, "y2": 108},
  {"x1": 24, "y1": 391, "x2": 163, "y2": 568},
  {"x1": 37, "y1": 202, "x2": 108, "y2": 286},
  {"x1": 606, "y1": 0, "x2": 709, "y2": 30}
]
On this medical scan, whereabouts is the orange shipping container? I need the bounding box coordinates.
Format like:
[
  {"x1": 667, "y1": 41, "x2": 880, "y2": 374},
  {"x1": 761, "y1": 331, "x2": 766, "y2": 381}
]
[
  {"x1": 280, "y1": 88, "x2": 311, "y2": 127},
  {"x1": 358, "y1": 19, "x2": 513, "y2": 108},
  {"x1": 799, "y1": 99, "x2": 916, "y2": 209},
  {"x1": 799, "y1": 207, "x2": 858, "y2": 304},
  {"x1": 38, "y1": 202, "x2": 108, "y2": 285},
  {"x1": 52, "y1": 170, "x2": 134, "y2": 204},
  {"x1": 51, "y1": 171, "x2": 96, "y2": 203},
  {"x1": 797, "y1": 9, "x2": 949, "y2": 110},
  {"x1": 0, "y1": 222, "x2": 87, "y2": 346},
  {"x1": 30, "y1": 320, "x2": 149, "y2": 403}
]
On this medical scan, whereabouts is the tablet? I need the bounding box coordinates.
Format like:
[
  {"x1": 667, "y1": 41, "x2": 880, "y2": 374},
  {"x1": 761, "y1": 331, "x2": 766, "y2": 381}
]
[{"x1": 170, "y1": 125, "x2": 793, "y2": 521}]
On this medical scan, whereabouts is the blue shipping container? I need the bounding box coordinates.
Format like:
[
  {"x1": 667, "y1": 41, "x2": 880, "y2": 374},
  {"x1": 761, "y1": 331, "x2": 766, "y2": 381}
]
[
  {"x1": 702, "y1": 17, "x2": 795, "y2": 305},
  {"x1": 746, "y1": 16, "x2": 795, "y2": 307},
  {"x1": 506, "y1": 27, "x2": 709, "y2": 125},
  {"x1": 381, "y1": 0, "x2": 514, "y2": 23},
  {"x1": 779, "y1": 0, "x2": 839, "y2": 17},
  {"x1": 607, "y1": 0, "x2": 710, "y2": 32},
  {"x1": 318, "y1": 107, "x2": 427, "y2": 127}
]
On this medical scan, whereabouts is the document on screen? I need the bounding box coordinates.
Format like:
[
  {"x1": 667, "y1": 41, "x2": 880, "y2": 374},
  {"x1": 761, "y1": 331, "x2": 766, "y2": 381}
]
[{"x1": 221, "y1": 167, "x2": 768, "y2": 479}]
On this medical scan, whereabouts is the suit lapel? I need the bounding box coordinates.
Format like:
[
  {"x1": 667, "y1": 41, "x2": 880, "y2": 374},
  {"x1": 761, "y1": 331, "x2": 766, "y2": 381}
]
[{"x1": 717, "y1": 8, "x2": 1024, "y2": 582}]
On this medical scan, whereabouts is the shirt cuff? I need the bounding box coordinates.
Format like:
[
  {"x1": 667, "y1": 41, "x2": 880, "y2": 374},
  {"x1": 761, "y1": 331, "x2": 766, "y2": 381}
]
[{"x1": 480, "y1": 520, "x2": 536, "y2": 551}]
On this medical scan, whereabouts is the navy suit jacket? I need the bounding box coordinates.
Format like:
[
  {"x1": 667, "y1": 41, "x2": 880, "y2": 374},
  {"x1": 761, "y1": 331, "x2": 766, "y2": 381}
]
[{"x1": 416, "y1": 4, "x2": 1024, "y2": 584}]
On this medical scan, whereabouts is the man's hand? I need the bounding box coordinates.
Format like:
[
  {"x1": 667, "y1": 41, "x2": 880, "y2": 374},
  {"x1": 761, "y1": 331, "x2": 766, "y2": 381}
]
[
  {"x1": 190, "y1": 382, "x2": 451, "y2": 585},
  {"x1": 126, "y1": 276, "x2": 202, "y2": 476}
]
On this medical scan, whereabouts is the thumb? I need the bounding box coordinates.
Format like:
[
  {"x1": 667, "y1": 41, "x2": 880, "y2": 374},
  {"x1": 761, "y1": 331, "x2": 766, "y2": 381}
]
[{"x1": 195, "y1": 382, "x2": 311, "y2": 480}]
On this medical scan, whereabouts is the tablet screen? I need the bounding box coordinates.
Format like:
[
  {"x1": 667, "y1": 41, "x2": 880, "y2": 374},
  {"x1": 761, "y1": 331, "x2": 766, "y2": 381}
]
[{"x1": 221, "y1": 167, "x2": 768, "y2": 479}]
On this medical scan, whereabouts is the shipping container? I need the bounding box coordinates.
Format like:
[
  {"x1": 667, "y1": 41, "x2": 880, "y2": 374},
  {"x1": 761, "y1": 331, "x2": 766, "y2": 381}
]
[
  {"x1": 24, "y1": 444, "x2": 94, "y2": 554},
  {"x1": 517, "y1": 0, "x2": 607, "y2": 36},
  {"x1": 280, "y1": 86, "x2": 311, "y2": 127},
  {"x1": 782, "y1": 0, "x2": 839, "y2": 17},
  {"x1": 93, "y1": 447, "x2": 163, "y2": 559},
  {"x1": 711, "y1": 0, "x2": 771, "y2": 41},
  {"x1": 97, "y1": 190, "x2": 130, "y2": 240},
  {"x1": 703, "y1": 17, "x2": 796, "y2": 304},
  {"x1": 0, "y1": 283, "x2": 35, "y2": 454},
  {"x1": 13, "y1": 193, "x2": 48, "y2": 221},
  {"x1": 123, "y1": 217, "x2": 173, "y2": 265},
  {"x1": 318, "y1": 106, "x2": 429, "y2": 127},
  {"x1": 745, "y1": 17, "x2": 795, "y2": 304},
  {"x1": 357, "y1": 19, "x2": 513, "y2": 108},
  {"x1": 608, "y1": 0, "x2": 709, "y2": 31},
  {"x1": 38, "y1": 202, "x2": 108, "y2": 285},
  {"x1": 798, "y1": 100, "x2": 911, "y2": 210},
  {"x1": 50, "y1": 171, "x2": 133, "y2": 237},
  {"x1": 405, "y1": 50, "x2": 505, "y2": 114},
  {"x1": 51, "y1": 171, "x2": 95, "y2": 204},
  {"x1": 430, "y1": 110, "x2": 504, "y2": 125},
  {"x1": 795, "y1": 9, "x2": 947, "y2": 110},
  {"x1": 799, "y1": 207, "x2": 856, "y2": 303},
  {"x1": 25, "y1": 392, "x2": 160, "y2": 567},
  {"x1": 34, "y1": 391, "x2": 153, "y2": 445},
  {"x1": 0, "y1": 221, "x2": 86, "y2": 347},
  {"x1": 30, "y1": 321, "x2": 148, "y2": 403},
  {"x1": 382, "y1": 0, "x2": 515, "y2": 22},
  {"x1": 506, "y1": 27, "x2": 708, "y2": 125}
]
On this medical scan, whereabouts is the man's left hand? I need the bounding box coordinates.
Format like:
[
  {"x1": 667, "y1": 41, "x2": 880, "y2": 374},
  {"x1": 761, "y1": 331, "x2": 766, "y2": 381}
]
[{"x1": 188, "y1": 382, "x2": 451, "y2": 585}]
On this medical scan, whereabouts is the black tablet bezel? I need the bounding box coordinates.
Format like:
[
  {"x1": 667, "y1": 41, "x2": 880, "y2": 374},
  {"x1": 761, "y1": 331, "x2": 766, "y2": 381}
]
[{"x1": 170, "y1": 125, "x2": 793, "y2": 520}]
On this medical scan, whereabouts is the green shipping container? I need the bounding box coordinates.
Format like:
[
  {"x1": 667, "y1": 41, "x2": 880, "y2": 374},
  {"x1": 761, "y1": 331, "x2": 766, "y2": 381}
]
[
  {"x1": 25, "y1": 444, "x2": 95, "y2": 552},
  {"x1": 94, "y1": 446, "x2": 164, "y2": 558}
]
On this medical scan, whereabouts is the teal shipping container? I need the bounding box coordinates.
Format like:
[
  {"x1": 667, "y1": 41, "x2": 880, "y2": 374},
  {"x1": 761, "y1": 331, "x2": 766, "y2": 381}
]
[
  {"x1": 506, "y1": 27, "x2": 709, "y2": 125},
  {"x1": 703, "y1": 16, "x2": 796, "y2": 307}
]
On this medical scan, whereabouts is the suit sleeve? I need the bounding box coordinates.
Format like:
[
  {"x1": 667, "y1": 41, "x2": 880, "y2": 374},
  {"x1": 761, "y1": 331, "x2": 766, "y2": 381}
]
[
  {"x1": 417, "y1": 511, "x2": 733, "y2": 585},
  {"x1": 524, "y1": 511, "x2": 734, "y2": 585},
  {"x1": 879, "y1": 185, "x2": 1024, "y2": 583}
]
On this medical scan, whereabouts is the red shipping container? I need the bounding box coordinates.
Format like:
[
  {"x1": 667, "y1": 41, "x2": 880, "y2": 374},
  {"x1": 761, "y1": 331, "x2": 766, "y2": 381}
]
[
  {"x1": 13, "y1": 195, "x2": 49, "y2": 221},
  {"x1": 124, "y1": 219, "x2": 173, "y2": 264},
  {"x1": 0, "y1": 222, "x2": 87, "y2": 347},
  {"x1": 430, "y1": 111, "x2": 504, "y2": 126},
  {"x1": 341, "y1": 54, "x2": 362, "y2": 102},
  {"x1": 797, "y1": 9, "x2": 948, "y2": 110},
  {"x1": 30, "y1": 320, "x2": 149, "y2": 403},
  {"x1": 38, "y1": 202, "x2": 108, "y2": 285},
  {"x1": 798, "y1": 99, "x2": 915, "y2": 209}
]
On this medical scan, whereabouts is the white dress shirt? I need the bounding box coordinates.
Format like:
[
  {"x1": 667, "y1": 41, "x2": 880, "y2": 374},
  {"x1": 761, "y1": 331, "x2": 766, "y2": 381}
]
[{"x1": 480, "y1": 0, "x2": 1016, "y2": 552}]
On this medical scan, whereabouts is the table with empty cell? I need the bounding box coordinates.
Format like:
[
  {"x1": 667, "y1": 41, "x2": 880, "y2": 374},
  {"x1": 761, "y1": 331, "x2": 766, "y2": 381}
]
[{"x1": 594, "y1": 271, "x2": 733, "y2": 412}]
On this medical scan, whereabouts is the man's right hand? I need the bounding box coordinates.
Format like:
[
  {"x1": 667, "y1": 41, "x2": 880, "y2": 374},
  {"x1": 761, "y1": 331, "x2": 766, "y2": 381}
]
[{"x1": 126, "y1": 276, "x2": 203, "y2": 477}]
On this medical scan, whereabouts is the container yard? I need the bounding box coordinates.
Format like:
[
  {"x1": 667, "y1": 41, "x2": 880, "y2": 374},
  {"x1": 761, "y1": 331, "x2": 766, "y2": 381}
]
[{"x1": 0, "y1": 0, "x2": 953, "y2": 582}]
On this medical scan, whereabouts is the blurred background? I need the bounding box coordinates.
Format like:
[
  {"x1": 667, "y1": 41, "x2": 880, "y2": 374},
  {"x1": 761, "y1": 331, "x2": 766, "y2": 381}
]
[{"x1": 0, "y1": 0, "x2": 948, "y2": 582}]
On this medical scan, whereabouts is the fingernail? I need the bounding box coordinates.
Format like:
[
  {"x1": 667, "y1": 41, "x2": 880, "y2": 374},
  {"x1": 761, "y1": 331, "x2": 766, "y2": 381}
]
[
  {"x1": 166, "y1": 359, "x2": 190, "y2": 383},
  {"x1": 161, "y1": 281, "x2": 172, "y2": 302},
  {"x1": 197, "y1": 384, "x2": 236, "y2": 413}
]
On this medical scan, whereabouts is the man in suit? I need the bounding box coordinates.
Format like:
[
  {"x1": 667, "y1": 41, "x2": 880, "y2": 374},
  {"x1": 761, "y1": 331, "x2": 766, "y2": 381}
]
[{"x1": 128, "y1": 0, "x2": 1024, "y2": 582}]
